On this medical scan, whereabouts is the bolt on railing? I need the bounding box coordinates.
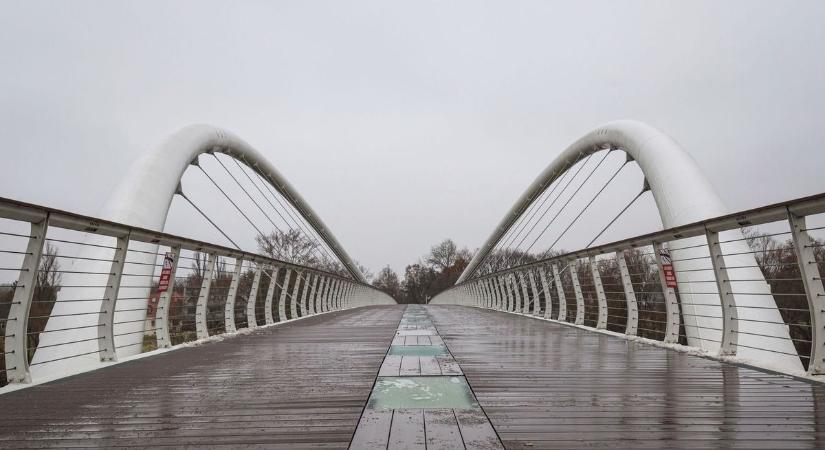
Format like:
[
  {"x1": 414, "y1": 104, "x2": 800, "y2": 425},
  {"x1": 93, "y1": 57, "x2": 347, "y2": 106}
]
[{"x1": 431, "y1": 192, "x2": 825, "y2": 377}]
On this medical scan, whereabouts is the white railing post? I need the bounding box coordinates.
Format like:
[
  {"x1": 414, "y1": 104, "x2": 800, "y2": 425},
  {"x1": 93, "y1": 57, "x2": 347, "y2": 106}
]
[
  {"x1": 246, "y1": 264, "x2": 263, "y2": 328},
  {"x1": 264, "y1": 266, "x2": 278, "y2": 325},
  {"x1": 224, "y1": 258, "x2": 244, "y2": 333},
  {"x1": 589, "y1": 256, "x2": 608, "y2": 330},
  {"x1": 539, "y1": 266, "x2": 552, "y2": 319},
  {"x1": 571, "y1": 261, "x2": 585, "y2": 325},
  {"x1": 616, "y1": 251, "x2": 639, "y2": 336},
  {"x1": 4, "y1": 216, "x2": 48, "y2": 383},
  {"x1": 653, "y1": 243, "x2": 682, "y2": 344},
  {"x1": 299, "y1": 273, "x2": 311, "y2": 316},
  {"x1": 195, "y1": 253, "x2": 216, "y2": 340},
  {"x1": 278, "y1": 268, "x2": 291, "y2": 322},
  {"x1": 553, "y1": 264, "x2": 567, "y2": 322},
  {"x1": 503, "y1": 275, "x2": 513, "y2": 311},
  {"x1": 495, "y1": 277, "x2": 504, "y2": 310},
  {"x1": 289, "y1": 270, "x2": 302, "y2": 319},
  {"x1": 333, "y1": 279, "x2": 342, "y2": 310},
  {"x1": 528, "y1": 269, "x2": 540, "y2": 316},
  {"x1": 156, "y1": 246, "x2": 180, "y2": 349},
  {"x1": 706, "y1": 229, "x2": 738, "y2": 356},
  {"x1": 309, "y1": 275, "x2": 319, "y2": 314},
  {"x1": 518, "y1": 271, "x2": 530, "y2": 314},
  {"x1": 98, "y1": 234, "x2": 130, "y2": 361},
  {"x1": 482, "y1": 279, "x2": 493, "y2": 309},
  {"x1": 788, "y1": 211, "x2": 825, "y2": 374}
]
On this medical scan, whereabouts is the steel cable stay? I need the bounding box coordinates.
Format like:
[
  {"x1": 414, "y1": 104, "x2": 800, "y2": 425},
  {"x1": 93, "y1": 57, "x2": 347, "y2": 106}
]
[
  {"x1": 178, "y1": 192, "x2": 242, "y2": 250},
  {"x1": 488, "y1": 155, "x2": 584, "y2": 270},
  {"x1": 498, "y1": 153, "x2": 586, "y2": 252},
  {"x1": 211, "y1": 154, "x2": 328, "y2": 265},
  {"x1": 525, "y1": 157, "x2": 630, "y2": 256},
  {"x1": 249, "y1": 164, "x2": 343, "y2": 268},
  {"x1": 509, "y1": 149, "x2": 613, "y2": 265},
  {"x1": 195, "y1": 164, "x2": 267, "y2": 239},
  {"x1": 484, "y1": 153, "x2": 595, "y2": 275},
  {"x1": 511, "y1": 152, "x2": 607, "y2": 254},
  {"x1": 233, "y1": 158, "x2": 340, "y2": 265},
  {"x1": 492, "y1": 160, "x2": 577, "y2": 255},
  {"x1": 585, "y1": 188, "x2": 650, "y2": 249}
]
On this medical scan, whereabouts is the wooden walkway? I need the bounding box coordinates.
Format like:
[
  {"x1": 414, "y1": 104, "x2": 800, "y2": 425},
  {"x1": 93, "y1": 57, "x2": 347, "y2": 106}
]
[
  {"x1": 2, "y1": 304, "x2": 825, "y2": 448},
  {"x1": 0, "y1": 306, "x2": 403, "y2": 449},
  {"x1": 427, "y1": 305, "x2": 825, "y2": 449}
]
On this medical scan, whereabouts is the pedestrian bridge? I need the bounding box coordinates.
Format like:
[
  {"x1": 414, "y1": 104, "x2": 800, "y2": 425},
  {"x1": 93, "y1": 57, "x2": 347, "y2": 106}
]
[{"x1": 1, "y1": 121, "x2": 824, "y2": 448}]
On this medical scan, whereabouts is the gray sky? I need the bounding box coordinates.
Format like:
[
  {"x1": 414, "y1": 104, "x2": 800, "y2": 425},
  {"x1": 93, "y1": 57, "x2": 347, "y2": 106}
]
[{"x1": 1, "y1": 1, "x2": 824, "y2": 276}]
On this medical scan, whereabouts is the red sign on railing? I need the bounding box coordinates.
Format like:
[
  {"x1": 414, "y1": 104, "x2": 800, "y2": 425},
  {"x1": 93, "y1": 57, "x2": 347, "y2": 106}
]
[
  {"x1": 660, "y1": 249, "x2": 677, "y2": 289},
  {"x1": 158, "y1": 252, "x2": 175, "y2": 293}
]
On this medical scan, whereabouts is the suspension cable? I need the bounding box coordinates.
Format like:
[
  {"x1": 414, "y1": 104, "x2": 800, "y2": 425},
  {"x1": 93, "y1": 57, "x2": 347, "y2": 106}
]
[
  {"x1": 196, "y1": 164, "x2": 266, "y2": 238},
  {"x1": 510, "y1": 150, "x2": 611, "y2": 257},
  {"x1": 585, "y1": 188, "x2": 649, "y2": 248},
  {"x1": 508, "y1": 154, "x2": 591, "y2": 253},
  {"x1": 484, "y1": 154, "x2": 589, "y2": 273},
  {"x1": 178, "y1": 192, "x2": 241, "y2": 250},
  {"x1": 240, "y1": 159, "x2": 338, "y2": 263},
  {"x1": 251, "y1": 166, "x2": 340, "y2": 263},
  {"x1": 528, "y1": 159, "x2": 629, "y2": 255},
  {"x1": 497, "y1": 156, "x2": 581, "y2": 255},
  {"x1": 215, "y1": 155, "x2": 331, "y2": 264},
  {"x1": 212, "y1": 154, "x2": 285, "y2": 235}
]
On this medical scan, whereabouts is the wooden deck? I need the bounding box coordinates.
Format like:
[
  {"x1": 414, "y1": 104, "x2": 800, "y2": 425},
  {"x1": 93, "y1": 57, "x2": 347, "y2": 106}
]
[
  {"x1": 428, "y1": 305, "x2": 825, "y2": 449},
  {"x1": 0, "y1": 306, "x2": 403, "y2": 449},
  {"x1": 2, "y1": 304, "x2": 825, "y2": 449}
]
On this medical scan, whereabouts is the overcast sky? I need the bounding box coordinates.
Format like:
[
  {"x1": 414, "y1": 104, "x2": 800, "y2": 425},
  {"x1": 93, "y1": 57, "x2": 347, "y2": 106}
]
[{"x1": 1, "y1": 1, "x2": 824, "y2": 276}]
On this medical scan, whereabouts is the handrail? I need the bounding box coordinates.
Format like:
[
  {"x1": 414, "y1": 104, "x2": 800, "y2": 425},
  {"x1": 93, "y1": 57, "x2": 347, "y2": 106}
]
[
  {"x1": 433, "y1": 191, "x2": 825, "y2": 378},
  {"x1": 0, "y1": 196, "x2": 395, "y2": 386}
]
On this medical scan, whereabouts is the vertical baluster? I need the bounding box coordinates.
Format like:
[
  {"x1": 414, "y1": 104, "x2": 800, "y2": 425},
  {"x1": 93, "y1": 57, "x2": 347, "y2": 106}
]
[
  {"x1": 706, "y1": 229, "x2": 738, "y2": 356},
  {"x1": 98, "y1": 233, "x2": 129, "y2": 361},
  {"x1": 589, "y1": 256, "x2": 608, "y2": 330},
  {"x1": 246, "y1": 264, "x2": 263, "y2": 328},
  {"x1": 223, "y1": 258, "x2": 244, "y2": 333},
  {"x1": 788, "y1": 211, "x2": 825, "y2": 374},
  {"x1": 195, "y1": 253, "x2": 217, "y2": 340},
  {"x1": 616, "y1": 251, "x2": 639, "y2": 336},
  {"x1": 156, "y1": 246, "x2": 180, "y2": 348},
  {"x1": 4, "y1": 216, "x2": 48, "y2": 383}
]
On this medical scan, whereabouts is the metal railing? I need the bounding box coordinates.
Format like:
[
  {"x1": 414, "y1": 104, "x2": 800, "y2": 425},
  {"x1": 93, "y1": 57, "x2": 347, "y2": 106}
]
[
  {"x1": 431, "y1": 192, "x2": 825, "y2": 377},
  {"x1": 0, "y1": 196, "x2": 395, "y2": 386}
]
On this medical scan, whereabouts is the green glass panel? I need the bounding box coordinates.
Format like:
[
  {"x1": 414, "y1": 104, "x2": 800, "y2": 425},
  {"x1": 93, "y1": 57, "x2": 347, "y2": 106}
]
[
  {"x1": 388, "y1": 345, "x2": 448, "y2": 356},
  {"x1": 367, "y1": 376, "x2": 477, "y2": 410}
]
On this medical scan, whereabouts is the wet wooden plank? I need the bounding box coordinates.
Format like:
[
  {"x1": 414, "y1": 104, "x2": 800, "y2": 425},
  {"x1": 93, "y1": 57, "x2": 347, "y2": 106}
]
[
  {"x1": 419, "y1": 356, "x2": 442, "y2": 375},
  {"x1": 379, "y1": 355, "x2": 403, "y2": 377},
  {"x1": 0, "y1": 306, "x2": 405, "y2": 448},
  {"x1": 350, "y1": 409, "x2": 392, "y2": 450},
  {"x1": 388, "y1": 409, "x2": 425, "y2": 450},
  {"x1": 437, "y1": 356, "x2": 463, "y2": 375},
  {"x1": 423, "y1": 409, "x2": 464, "y2": 450},
  {"x1": 455, "y1": 409, "x2": 504, "y2": 450},
  {"x1": 400, "y1": 356, "x2": 421, "y2": 376},
  {"x1": 428, "y1": 305, "x2": 825, "y2": 450},
  {"x1": 417, "y1": 335, "x2": 432, "y2": 345}
]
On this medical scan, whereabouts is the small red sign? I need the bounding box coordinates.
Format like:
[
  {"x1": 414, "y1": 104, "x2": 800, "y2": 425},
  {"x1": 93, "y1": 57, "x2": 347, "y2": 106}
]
[
  {"x1": 660, "y1": 249, "x2": 677, "y2": 289},
  {"x1": 158, "y1": 252, "x2": 175, "y2": 293}
]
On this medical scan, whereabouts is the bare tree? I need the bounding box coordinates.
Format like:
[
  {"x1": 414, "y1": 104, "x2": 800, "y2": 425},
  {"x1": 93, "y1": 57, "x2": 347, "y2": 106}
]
[
  {"x1": 427, "y1": 239, "x2": 459, "y2": 271},
  {"x1": 373, "y1": 265, "x2": 401, "y2": 298},
  {"x1": 256, "y1": 229, "x2": 319, "y2": 266}
]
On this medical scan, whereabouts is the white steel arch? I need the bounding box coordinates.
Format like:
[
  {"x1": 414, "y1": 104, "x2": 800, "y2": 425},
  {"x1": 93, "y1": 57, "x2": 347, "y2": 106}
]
[
  {"x1": 458, "y1": 120, "x2": 802, "y2": 371},
  {"x1": 100, "y1": 124, "x2": 365, "y2": 281},
  {"x1": 31, "y1": 125, "x2": 366, "y2": 380}
]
